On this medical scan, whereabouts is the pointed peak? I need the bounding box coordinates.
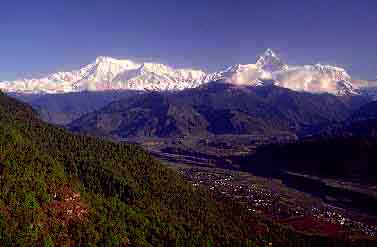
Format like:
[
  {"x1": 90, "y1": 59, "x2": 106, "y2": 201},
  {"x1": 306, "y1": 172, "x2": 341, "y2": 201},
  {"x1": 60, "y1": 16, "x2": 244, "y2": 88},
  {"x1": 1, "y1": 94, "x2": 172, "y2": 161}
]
[
  {"x1": 93, "y1": 56, "x2": 140, "y2": 70},
  {"x1": 256, "y1": 49, "x2": 286, "y2": 72},
  {"x1": 256, "y1": 49, "x2": 280, "y2": 64},
  {"x1": 95, "y1": 56, "x2": 137, "y2": 64},
  {"x1": 263, "y1": 48, "x2": 277, "y2": 57}
]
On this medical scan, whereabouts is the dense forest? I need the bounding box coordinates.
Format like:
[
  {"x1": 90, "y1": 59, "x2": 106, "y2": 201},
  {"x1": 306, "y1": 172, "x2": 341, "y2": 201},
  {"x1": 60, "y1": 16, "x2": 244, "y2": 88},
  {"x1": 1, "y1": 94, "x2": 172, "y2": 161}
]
[{"x1": 0, "y1": 91, "x2": 376, "y2": 246}]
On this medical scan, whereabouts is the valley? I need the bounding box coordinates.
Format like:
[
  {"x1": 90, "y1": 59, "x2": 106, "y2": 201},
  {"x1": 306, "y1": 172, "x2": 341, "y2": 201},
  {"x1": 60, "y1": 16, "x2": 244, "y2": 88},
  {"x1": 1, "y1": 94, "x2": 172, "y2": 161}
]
[
  {"x1": 175, "y1": 165, "x2": 377, "y2": 238},
  {"x1": 120, "y1": 133, "x2": 377, "y2": 240}
]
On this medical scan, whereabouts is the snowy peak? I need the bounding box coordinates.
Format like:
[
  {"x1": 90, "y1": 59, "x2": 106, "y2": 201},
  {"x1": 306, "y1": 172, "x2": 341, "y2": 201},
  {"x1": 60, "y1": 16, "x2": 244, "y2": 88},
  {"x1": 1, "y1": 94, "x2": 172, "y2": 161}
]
[
  {"x1": 209, "y1": 49, "x2": 357, "y2": 96},
  {"x1": 256, "y1": 49, "x2": 288, "y2": 72},
  {"x1": 0, "y1": 57, "x2": 207, "y2": 93},
  {"x1": 206, "y1": 49, "x2": 285, "y2": 86},
  {"x1": 272, "y1": 64, "x2": 354, "y2": 95},
  {"x1": 205, "y1": 63, "x2": 266, "y2": 86},
  {"x1": 95, "y1": 56, "x2": 115, "y2": 64},
  {"x1": 264, "y1": 48, "x2": 277, "y2": 57},
  {"x1": 0, "y1": 50, "x2": 360, "y2": 96},
  {"x1": 256, "y1": 48, "x2": 278, "y2": 64},
  {"x1": 82, "y1": 56, "x2": 140, "y2": 81},
  {"x1": 336, "y1": 80, "x2": 359, "y2": 95},
  {"x1": 93, "y1": 56, "x2": 139, "y2": 68},
  {"x1": 111, "y1": 62, "x2": 207, "y2": 91},
  {"x1": 310, "y1": 64, "x2": 351, "y2": 81}
]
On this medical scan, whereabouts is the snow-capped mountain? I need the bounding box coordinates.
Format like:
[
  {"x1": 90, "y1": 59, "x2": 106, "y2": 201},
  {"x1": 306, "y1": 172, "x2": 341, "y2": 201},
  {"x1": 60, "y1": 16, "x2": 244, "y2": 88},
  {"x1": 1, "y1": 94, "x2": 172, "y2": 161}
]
[
  {"x1": 0, "y1": 49, "x2": 359, "y2": 95},
  {"x1": 256, "y1": 48, "x2": 289, "y2": 72},
  {"x1": 272, "y1": 64, "x2": 358, "y2": 95},
  {"x1": 205, "y1": 49, "x2": 285, "y2": 86},
  {"x1": 205, "y1": 64, "x2": 267, "y2": 86},
  {"x1": 210, "y1": 49, "x2": 357, "y2": 95},
  {"x1": 112, "y1": 62, "x2": 207, "y2": 91},
  {"x1": 0, "y1": 57, "x2": 207, "y2": 94}
]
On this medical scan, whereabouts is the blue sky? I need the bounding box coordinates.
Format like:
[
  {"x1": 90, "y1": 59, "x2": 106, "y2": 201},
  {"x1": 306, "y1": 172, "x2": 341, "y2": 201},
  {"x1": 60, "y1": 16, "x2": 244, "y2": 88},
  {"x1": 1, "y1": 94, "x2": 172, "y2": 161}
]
[{"x1": 1, "y1": 0, "x2": 376, "y2": 80}]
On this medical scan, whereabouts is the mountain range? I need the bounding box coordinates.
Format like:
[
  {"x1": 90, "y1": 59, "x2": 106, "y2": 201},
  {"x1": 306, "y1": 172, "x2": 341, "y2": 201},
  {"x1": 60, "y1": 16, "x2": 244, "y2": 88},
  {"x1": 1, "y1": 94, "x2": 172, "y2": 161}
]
[
  {"x1": 0, "y1": 49, "x2": 363, "y2": 95},
  {"x1": 68, "y1": 83, "x2": 368, "y2": 140},
  {"x1": 12, "y1": 91, "x2": 141, "y2": 126}
]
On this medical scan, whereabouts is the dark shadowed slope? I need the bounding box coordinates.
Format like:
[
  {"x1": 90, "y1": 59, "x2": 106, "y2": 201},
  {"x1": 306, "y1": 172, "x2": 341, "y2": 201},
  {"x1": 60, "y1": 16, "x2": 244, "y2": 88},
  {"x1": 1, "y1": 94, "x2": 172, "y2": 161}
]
[
  {"x1": 317, "y1": 100, "x2": 377, "y2": 138},
  {"x1": 68, "y1": 82, "x2": 369, "y2": 140},
  {"x1": 11, "y1": 91, "x2": 141, "y2": 126},
  {"x1": 241, "y1": 136, "x2": 377, "y2": 185}
]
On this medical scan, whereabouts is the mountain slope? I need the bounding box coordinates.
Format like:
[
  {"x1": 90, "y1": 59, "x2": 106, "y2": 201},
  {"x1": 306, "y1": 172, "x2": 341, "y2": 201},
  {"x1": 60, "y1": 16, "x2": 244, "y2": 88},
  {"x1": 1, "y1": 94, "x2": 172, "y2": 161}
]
[
  {"x1": 351, "y1": 100, "x2": 377, "y2": 120},
  {"x1": 0, "y1": 92, "x2": 259, "y2": 245},
  {"x1": 68, "y1": 83, "x2": 368, "y2": 139},
  {"x1": 12, "y1": 91, "x2": 141, "y2": 126},
  {"x1": 240, "y1": 136, "x2": 377, "y2": 185},
  {"x1": 317, "y1": 100, "x2": 377, "y2": 138}
]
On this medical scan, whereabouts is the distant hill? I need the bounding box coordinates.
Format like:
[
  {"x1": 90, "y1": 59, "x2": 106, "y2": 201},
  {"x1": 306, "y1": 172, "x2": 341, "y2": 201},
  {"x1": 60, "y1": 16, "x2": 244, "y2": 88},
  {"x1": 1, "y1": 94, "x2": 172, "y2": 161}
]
[
  {"x1": 232, "y1": 98, "x2": 377, "y2": 215},
  {"x1": 68, "y1": 82, "x2": 369, "y2": 139},
  {"x1": 233, "y1": 99, "x2": 377, "y2": 191},
  {"x1": 351, "y1": 100, "x2": 377, "y2": 120},
  {"x1": 316, "y1": 100, "x2": 377, "y2": 138},
  {"x1": 12, "y1": 91, "x2": 140, "y2": 125}
]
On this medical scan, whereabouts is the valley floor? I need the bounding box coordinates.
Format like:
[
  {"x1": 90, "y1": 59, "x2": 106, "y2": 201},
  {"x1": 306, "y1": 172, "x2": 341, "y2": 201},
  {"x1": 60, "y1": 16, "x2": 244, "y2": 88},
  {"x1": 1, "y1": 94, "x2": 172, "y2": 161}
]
[
  {"x1": 125, "y1": 136, "x2": 377, "y2": 239},
  {"x1": 170, "y1": 164, "x2": 377, "y2": 238}
]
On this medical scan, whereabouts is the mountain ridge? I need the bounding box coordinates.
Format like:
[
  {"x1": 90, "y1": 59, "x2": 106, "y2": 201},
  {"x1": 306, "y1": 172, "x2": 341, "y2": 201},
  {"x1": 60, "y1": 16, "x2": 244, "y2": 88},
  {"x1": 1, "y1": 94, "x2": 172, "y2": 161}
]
[
  {"x1": 0, "y1": 49, "x2": 361, "y2": 95},
  {"x1": 68, "y1": 83, "x2": 368, "y2": 140}
]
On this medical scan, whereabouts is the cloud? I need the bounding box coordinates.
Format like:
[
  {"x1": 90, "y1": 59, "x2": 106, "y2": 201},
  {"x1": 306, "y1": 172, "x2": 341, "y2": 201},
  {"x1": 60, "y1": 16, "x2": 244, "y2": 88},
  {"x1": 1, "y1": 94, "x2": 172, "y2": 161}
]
[{"x1": 272, "y1": 66, "x2": 349, "y2": 94}]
